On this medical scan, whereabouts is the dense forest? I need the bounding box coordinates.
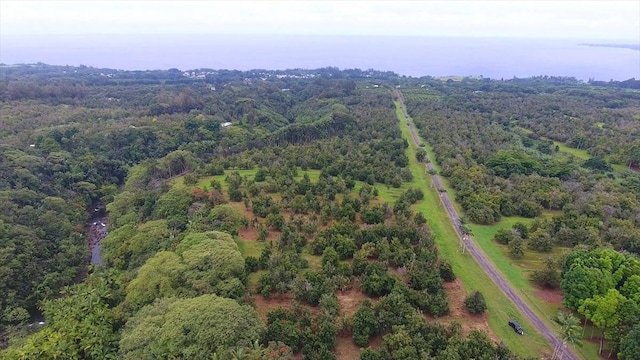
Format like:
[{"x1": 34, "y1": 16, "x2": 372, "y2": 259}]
[{"x1": 0, "y1": 64, "x2": 639, "y2": 359}]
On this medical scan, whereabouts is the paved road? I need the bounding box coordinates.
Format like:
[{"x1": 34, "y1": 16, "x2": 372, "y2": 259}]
[{"x1": 394, "y1": 90, "x2": 579, "y2": 360}]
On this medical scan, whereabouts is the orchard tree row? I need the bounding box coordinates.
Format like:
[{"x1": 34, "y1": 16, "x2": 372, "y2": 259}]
[{"x1": 405, "y1": 81, "x2": 640, "y2": 255}]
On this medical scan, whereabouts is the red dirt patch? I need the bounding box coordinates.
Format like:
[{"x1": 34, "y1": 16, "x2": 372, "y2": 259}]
[
  {"x1": 426, "y1": 279, "x2": 497, "y2": 343},
  {"x1": 336, "y1": 285, "x2": 374, "y2": 317},
  {"x1": 368, "y1": 334, "x2": 383, "y2": 349},
  {"x1": 239, "y1": 202, "x2": 255, "y2": 218},
  {"x1": 236, "y1": 223, "x2": 280, "y2": 242},
  {"x1": 253, "y1": 293, "x2": 295, "y2": 321},
  {"x1": 532, "y1": 286, "x2": 564, "y2": 305},
  {"x1": 335, "y1": 336, "x2": 363, "y2": 360},
  {"x1": 238, "y1": 226, "x2": 258, "y2": 241}
]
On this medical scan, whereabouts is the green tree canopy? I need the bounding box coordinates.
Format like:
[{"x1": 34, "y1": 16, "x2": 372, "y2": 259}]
[
  {"x1": 620, "y1": 324, "x2": 640, "y2": 360},
  {"x1": 124, "y1": 251, "x2": 186, "y2": 311},
  {"x1": 2, "y1": 278, "x2": 119, "y2": 360},
  {"x1": 464, "y1": 291, "x2": 487, "y2": 314},
  {"x1": 119, "y1": 295, "x2": 265, "y2": 359}
]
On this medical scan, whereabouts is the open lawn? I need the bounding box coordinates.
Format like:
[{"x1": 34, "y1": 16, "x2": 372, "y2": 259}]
[
  {"x1": 401, "y1": 88, "x2": 443, "y2": 104},
  {"x1": 172, "y1": 168, "x2": 322, "y2": 192},
  {"x1": 554, "y1": 139, "x2": 630, "y2": 173},
  {"x1": 514, "y1": 126, "x2": 629, "y2": 175},
  {"x1": 234, "y1": 237, "x2": 263, "y2": 258},
  {"x1": 395, "y1": 101, "x2": 552, "y2": 358},
  {"x1": 554, "y1": 141, "x2": 589, "y2": 160}
]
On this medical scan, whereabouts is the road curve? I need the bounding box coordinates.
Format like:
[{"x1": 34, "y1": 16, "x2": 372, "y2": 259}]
[{"x1": 394, "y1": 89, "x2": 579, "y2": 360}]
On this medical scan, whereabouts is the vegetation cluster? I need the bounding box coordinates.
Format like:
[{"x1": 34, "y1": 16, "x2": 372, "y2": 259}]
[{"x1": 1, "y1": 65, "x2": 530, "y2": 359}]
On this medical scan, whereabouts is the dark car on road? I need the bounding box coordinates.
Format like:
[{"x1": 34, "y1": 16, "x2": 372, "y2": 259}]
[{"x1": 509, "y1": 320, "x2": 524, "y2": 335}]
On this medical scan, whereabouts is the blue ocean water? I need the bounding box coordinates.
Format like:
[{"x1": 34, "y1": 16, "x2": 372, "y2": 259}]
[{"x1": 1, "y1": 34, "x2": 638, "y2": 81}]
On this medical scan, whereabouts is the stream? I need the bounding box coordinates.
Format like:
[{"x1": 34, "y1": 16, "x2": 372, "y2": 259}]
[
  {"x1": 87, "y1": 201, "x2": 108, "y2": 265},
  {"x1": 1, "y1": 202, "x2": 110, "y2": 345}
]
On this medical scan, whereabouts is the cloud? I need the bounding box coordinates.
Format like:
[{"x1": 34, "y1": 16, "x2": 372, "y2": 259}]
[{"x1": 1, "y1": 0, "x2": 638, "y2": 41}]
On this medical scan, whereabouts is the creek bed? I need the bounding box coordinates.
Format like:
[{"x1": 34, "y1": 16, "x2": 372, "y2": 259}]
[{"x1": 87, "y1": 202, "x2": 108, "y2": 265}]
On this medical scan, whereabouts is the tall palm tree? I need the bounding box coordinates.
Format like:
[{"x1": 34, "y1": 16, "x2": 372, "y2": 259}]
[{"x1": 553, "y1": 311, "x2": 583, "y2": 359}]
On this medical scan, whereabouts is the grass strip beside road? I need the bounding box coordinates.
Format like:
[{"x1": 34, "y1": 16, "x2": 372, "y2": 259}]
[
  {"x1": 395, "y1": 101, "x2": 551, "y2": 358},
  {"x1": 398, "y1": 100, "x2": 598, "y2": 360}
]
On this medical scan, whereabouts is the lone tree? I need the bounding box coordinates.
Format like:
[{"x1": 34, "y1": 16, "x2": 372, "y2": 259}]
[
  {"x1": 415, "y1": 148, "x2": 427, "y2": 162},
  {"x1": 509, "y1": 237, "x2": 525, "y2": 258},
  {"x1": 552, "y1": 311, "x2": 583, "y2": 360},
  {"x1": 464, "y1": 291, "x2": 488, "y2": 314}
]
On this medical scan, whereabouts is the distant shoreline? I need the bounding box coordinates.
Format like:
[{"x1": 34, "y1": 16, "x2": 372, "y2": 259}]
[
  {"x1": 2, "y1": 36, "x2": 639, "y2": 80},
  {"x1": 579, "y1": 43, "x2": 640, "y2": 51}
]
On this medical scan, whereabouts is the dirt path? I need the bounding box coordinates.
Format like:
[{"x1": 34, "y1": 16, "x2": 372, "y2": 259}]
[{"x1": 394, "y1": 89, "x2": 580, "y2": 360}]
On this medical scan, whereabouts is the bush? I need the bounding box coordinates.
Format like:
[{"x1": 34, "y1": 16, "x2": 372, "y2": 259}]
[
  {"x1": 428, "y1": 290, "x2": 450, "y2": 316},
  {"x1": 512, "y1": 222, "x2": 529, "y2": 239},
  {"x1": 439, "y1": 260, "x2": 456, "y2": 282},
  {"x1": 509, "y1": 237, "x2": 525, "y2": 258},
  {"x1": 528, "y1": 229, "x2": 553, "y2": 252},
  {"x1": 360, "y1": 347, "x2": 389, "y2": 360},
  {"x1": 292, "y1": 271, "x2": 332, "y2": 306},
  {"x1": 245, "y1": 256, "x2": 259, "y2": 272},
  {"x1": 265, "y1": 212, "x2": 285, "y2": 230},
  {"x1": 183, "y1": 173, "x2": 199, "y2": 185},
  {"x1": 352, "y1": 300, "x2": 377, "y2": 347},
  {"x1": 415, "y1": 148, "x2": 427, "y2": 162},
  {"x1": 494, "y1": 228, "x2": 517, "y2": 245},
  {"x1": 464, "y1": 291, "x2": 487, "y2": 314},
  {"x1": 360, "y1": 262, "x2": 396, "y2": 297},
  {"x1": 531, "y1": 258, "x2": 560, "y2": 289}
]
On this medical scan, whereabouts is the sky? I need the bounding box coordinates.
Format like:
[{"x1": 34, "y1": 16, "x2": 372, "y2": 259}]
[{"x1": 1, "y1": 0, "x2": 639, "y2": 42}]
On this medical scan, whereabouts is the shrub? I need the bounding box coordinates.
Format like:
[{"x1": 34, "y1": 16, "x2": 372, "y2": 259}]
[
  {"x1": 494, "y1": 228, "x2": 517, "y2": 245},
  {"x1": 464, "y1": 291, "x2": 487, "y2": 314},
  {"x1": 509, "y1": 237, "x2": 525, "y2": 258}
]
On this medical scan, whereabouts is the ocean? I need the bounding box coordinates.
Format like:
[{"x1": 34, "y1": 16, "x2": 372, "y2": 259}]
[{"x1": 1, "y1": 34, "x2": 639, "y2": 81}]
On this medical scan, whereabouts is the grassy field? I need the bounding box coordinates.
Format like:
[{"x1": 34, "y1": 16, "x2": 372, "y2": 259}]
[
  {"x1": 172, "y1": 168, "x2": 322, "y2": 191},
  {"x1": 468, "y1": 220, "x2": 572, "y2": 315},
  {"x1": 553, "y1": 141, "x2": 589, "y2": 160},
  {"x1": 554, "y1": 139, "x2": 629, "y2": 173},
  {"x1": 401, "y1": 88, "x2": 443, "y2": 103},
  {"x1": 394, "y1": 101, "x2": 552, "y2": 358},
  {"x1": 514, "y1": 125, "x2": 630, "y2": 176}
]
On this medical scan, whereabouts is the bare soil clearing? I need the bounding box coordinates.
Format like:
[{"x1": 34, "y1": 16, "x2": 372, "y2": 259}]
[
  {"x1": 438, "y1": 279, "x2": 497, "y2": 342},
  {"x1": 237, "y1": 226, "x2": 258, "y2": 241},
  {"x1": 533, "y1": 286, "x2": 564, "y2": 306},
  {"x1": 336, "y1": 285, "x2": 372, "y2": 317},
  {"x1": 334, "y1": 336, "x2": 363, "y2": 360},
  {"x1": 252, "y1": 293, "x2": 319, "y2": 322}
]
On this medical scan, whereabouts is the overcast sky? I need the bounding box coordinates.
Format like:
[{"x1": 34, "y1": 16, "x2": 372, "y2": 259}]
[{"x1": 1, "y1": 0, "x2": 639, "y2": 41}]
